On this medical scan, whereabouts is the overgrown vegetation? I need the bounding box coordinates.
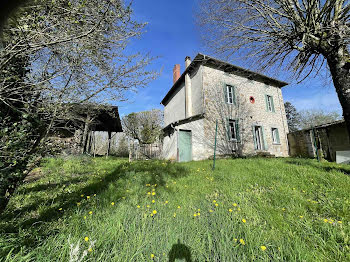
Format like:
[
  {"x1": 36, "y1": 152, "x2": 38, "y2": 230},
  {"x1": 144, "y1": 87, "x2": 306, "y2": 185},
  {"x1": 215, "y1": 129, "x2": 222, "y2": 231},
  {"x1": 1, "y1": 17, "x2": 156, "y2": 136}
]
[{"x1": 1, "y1": 157, "x2": 349, "y2": 261}]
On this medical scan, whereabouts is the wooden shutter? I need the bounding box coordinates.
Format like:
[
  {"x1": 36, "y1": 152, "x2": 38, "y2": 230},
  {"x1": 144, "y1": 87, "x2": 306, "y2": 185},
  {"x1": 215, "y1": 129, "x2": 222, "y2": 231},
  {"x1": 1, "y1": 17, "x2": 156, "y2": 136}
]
[
  {"x1": 252, "y1": 126, "x2": 257, "y2": 150},
  {"x1": 271, "y1": 96, "x2": 275, "y2": 112},
  {"x1": 232, "y1": 86, "x2": 236, "y2": 105},
  {"x1": 261, "y1": 126, "x2": 268, "y2": 150},
  {"x1": 223, "y1": 83, "x2": 228, "y2": 103},
  {"x1": 265, "y1": 95, "x2": 269, "y2": 111},
  {"x1": 275, "y1": 128, "x2": 280, "y2": 144},
  {"x1": 226, "y1": 118, "x2": 230, "y2": 140},
  {"x1": 235, "y1": 119, "x2": 240, "y2": 142}
]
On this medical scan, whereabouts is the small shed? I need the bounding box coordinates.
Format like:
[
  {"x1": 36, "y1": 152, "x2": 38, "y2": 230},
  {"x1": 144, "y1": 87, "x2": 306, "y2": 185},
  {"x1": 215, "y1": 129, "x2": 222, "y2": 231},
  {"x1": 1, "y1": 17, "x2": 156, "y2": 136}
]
[{"x1": 288, "y1": 120, "x2": 350, "y2": 162}]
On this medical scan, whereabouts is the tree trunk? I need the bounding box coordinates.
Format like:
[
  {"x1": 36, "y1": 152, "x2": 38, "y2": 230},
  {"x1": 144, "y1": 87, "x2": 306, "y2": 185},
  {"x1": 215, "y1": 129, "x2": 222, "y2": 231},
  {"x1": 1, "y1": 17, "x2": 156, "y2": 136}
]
[{"x1": 326, "y1": 53, "x2": 350, "y2": 139}]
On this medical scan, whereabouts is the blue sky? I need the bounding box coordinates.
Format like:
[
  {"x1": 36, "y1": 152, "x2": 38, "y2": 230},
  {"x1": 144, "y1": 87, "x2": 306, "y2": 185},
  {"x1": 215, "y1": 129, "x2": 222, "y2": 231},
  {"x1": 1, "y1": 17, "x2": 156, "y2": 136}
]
[{"x1": 117, "y1": 0, "x2": 342, "y2": 117}]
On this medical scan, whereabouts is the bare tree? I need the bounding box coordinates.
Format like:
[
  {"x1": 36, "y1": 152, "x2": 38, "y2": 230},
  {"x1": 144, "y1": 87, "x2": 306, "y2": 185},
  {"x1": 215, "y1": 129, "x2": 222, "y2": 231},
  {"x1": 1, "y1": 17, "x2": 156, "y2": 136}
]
[
  {"x1": 122, "y1": 109, "x2": 163, "y2": 144},
  {"x1": 198, "y1": 0, "x2": 350, "y2": 135}
]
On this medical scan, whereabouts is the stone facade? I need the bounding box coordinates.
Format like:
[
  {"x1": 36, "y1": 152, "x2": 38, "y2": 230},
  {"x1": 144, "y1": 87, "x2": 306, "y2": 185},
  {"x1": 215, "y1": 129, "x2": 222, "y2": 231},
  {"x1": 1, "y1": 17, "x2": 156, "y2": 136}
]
[{"x1": 162, "y1": 54, "x2": 289, "y2": 161}]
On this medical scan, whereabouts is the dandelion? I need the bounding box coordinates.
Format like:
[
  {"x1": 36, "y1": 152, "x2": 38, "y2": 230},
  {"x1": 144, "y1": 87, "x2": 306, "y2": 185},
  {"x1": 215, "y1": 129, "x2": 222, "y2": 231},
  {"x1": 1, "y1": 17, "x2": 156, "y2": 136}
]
[
  {"x1": 282, "y1": 208, "x2": 286, "y2": 211},
  {"x1": 173, "y1": 213, "x2": 176, "y2": 217},
  {"x1": 84, "y1": 216, "x2": 87, "y2": 219},
  {"x1": 122, "y1": 197, "x2": 126, "y2": 199},
  {"x1": 198, "y1": 209, "x2": 200, "y2": 211},
  {"x1": 77, "y1": 202, "x2": 81, "y2": 206},
  {"x1": 88, "y1": 248, "x2": 93, "y2": 252},
  {"x1": 137, "y1": 205, "x2": 140, "y2": 208},
  {"x1": 213, "y1": 200, "x2": 216, "y2": 203},
  {"x1": 215, "y1": 203, "x2": 218, "y2": 207},
  {"x1": 151, "y1": 254, "x2": 155, "y2": 259},
  {"x1": 237, "y1": 208, "x2": 241, "y2": 211},
  {"x1": 93, "y1": 194, "x2": 96, "y2": 197},
  {"x1": 147, "y1": 205, "x2": 150, "y2": 208},
  {"x1": 177, "y1": 206, "x2": 181, "y2": 209},
  {"x1": 165, "y1": 201, "x2": 169, "y2": 204},
  {"x1": 209, "y1": 209, "x2": 213, "y2": 213},
  {"x1": 89, "y1": 211, "x2": 93, "y2": 215},
  {"x1": 338, "y1": 221, "x2": 342, "y2": 224},
  {"x1": 229, "y1": 209, "x2": 233, "y2": 212},
  {"x1": 324, "y1": 219, "x2": 328, "y2": 223},
  {"x1": 152, "y1": 189, "x2": 155, "y2": 192},
  {"x1": 81, "y1": 194, "x2": 84, "y2": 197},
  {"x1": 233, "y1": 203, "x2": 237, "y2": 207},
  {"x1": 299, "y1": 216, "x2": 303, "y2": 219},
  {"x1": 260, "y1": 246, "x2": 267, "y2": 251},
  {"x1": 152, "y1": 192, "x2": 156, "y2": 196},
  {"x1": 153, "y1": 210, "x2": 157, "y2": 215},
  {"x1": 59, "y1": 208, "x2": 63, "y2": 211},
  {"x1": 194, "y1": 213, "x2": 197, "y2": 217},
  {"x1": 239, "y1": 239, "x2": 245, "y2": 245},
  {"x1": 87, "y1": 196, "x2": 90, "y2": 199},
  {"x1": 152, "y1": 200, "x2": 155, "y2": 203},
  {"x1": 84, "y1": 237, "x2": 89, "y2": 242},
  {"x1": 111, "y1": 202, "x2": 115, "y2": 206},
  {"x1": 233, "y1": 238, "x2": 237, "y2": 243},
  {"x1": 197, "y1": 213, "x2": 200, "y2": 216},
  {"x1": 147, "y1": 192, "x2": 151, "y2": 195},
  {"x1": 242, "y1": 219, "x2": 246, "y2": 223},
  {"x1": 146, "y1": 184, "x2": 150, "y2": 186}
]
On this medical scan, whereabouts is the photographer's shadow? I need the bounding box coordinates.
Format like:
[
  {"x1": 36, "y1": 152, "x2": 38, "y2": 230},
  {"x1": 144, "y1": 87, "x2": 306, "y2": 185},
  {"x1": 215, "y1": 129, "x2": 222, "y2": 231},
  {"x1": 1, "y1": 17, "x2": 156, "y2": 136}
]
[{"x1": 168, "y1": 239, "x2": 192, "y2": 262}]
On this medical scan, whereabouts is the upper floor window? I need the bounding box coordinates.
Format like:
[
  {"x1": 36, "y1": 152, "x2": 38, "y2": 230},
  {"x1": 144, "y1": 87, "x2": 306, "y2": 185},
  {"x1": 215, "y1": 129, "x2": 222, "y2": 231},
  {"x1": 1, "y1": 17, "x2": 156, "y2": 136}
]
[
  {"x1": 271, "y1": 128, "x2": 280, "y2": 144},
  {"x1": 225, "y1": 85, "x2": 235, "y2": 104},
  {"x1": 265, "y1": 95, "x2": 275, "y2": 112}
]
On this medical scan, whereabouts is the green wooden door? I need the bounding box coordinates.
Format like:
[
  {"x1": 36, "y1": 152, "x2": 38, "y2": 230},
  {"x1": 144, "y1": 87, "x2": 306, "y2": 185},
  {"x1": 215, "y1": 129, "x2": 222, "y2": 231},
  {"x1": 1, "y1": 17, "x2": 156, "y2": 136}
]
[{"x1": 179, "y1": 130, "x2": 192, "y2": 162}]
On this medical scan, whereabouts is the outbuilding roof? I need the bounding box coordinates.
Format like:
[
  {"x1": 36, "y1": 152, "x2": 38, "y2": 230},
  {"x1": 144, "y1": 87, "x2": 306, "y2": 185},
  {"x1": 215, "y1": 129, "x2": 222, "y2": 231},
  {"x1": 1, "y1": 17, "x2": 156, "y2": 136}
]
[{"x1": 161, "y1": 53, "x2": 288, "y2": 105}]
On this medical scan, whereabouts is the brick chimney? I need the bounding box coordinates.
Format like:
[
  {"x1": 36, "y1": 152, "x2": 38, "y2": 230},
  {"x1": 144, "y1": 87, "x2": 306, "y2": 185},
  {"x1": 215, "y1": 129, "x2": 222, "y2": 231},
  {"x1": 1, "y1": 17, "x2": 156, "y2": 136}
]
[{"x1": 173, "y1": 64, "x2": 180, "y2": 84}]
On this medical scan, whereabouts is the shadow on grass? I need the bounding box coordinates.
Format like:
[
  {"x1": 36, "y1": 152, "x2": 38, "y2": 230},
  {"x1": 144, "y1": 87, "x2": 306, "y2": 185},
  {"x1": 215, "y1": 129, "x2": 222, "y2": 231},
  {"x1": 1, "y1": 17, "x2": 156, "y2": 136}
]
[
  {"x1": 285, "y1": 158, "x2": 350, "y2": 176},
  {"x1": 0, "y1": 159, "x2": 190, "y2": 255},
  {"x1": 168, "y1": 240, "x2": 193, "y2": 262}
]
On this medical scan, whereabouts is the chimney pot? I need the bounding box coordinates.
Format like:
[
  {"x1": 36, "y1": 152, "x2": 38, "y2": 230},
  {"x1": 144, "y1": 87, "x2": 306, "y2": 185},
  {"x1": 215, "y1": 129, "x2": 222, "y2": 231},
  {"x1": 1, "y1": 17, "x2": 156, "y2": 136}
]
[{"x1": 173, "y1": 64, "x2": 180, "y2": 84}]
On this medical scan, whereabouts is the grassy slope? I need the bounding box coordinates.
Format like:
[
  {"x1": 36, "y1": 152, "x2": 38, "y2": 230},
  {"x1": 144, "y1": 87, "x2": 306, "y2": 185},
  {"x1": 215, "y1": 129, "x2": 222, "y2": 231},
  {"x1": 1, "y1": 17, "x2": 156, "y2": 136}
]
[{"x1": 1, "y1": 157, "x2": 350, "y2": 261}]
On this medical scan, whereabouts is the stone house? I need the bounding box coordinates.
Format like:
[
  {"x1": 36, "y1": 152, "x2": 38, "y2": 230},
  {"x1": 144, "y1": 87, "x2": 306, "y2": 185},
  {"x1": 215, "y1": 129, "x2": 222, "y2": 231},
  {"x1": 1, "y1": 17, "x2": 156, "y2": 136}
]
[{"x1": 161, "y1": 53, "x2": 289, "y2": 162}]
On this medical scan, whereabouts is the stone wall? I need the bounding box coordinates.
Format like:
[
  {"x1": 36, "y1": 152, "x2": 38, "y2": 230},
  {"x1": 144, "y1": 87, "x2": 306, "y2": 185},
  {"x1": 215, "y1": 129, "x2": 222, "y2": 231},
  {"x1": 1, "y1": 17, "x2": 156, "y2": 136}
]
[{"x1": 202, "y1": 66, "x2": 289, "y2": 157}]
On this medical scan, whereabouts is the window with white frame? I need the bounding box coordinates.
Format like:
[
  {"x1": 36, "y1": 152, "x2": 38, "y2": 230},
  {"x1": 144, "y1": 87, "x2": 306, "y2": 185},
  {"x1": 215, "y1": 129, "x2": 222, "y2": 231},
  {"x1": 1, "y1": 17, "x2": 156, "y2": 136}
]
[
  {"x1": 266, "y1": 95, "x2": 274, "y2": 112},
  {"x1": 228, "y1": 119, "x2": 237, "y2": 140},
  {"x1": 271, "y1": 128, "x2": 280, "y2": 144},
  {"x1": 226, "y1": 85, "x2": 235, "y2": 104}
]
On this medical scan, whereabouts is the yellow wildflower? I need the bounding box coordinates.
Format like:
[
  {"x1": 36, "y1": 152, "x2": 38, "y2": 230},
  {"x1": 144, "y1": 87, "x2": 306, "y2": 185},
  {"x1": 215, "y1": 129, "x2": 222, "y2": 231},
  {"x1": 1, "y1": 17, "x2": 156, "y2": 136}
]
[
  {"x1": 153, "y1": 210, "x2": 157, "y2": 214},
  {"x1": 209, "y1": 209, "x2": 213, "y2": 213},
  {"x1": 152, "y1": 189, "x2": 155, "y2": 192},
  {"x1": 239, "y1": 239, "x2": 245, "y2": 245},
  {"x1": 299, "y1": 216, "x2": 303, "y2": 219},
  {"x1": 261, "y1": 246, "x2": 267, "y2": 251},
  {"x1": 338, "y1": 221, "x2": 342, "y2": 224},
  {"x1": 237, "y1": 208, "x2": 241, "y2": 211},
  {"x1": 177, "y1": 206, "x2": 181, "y2": 209},
  {"x1": 151, "y1": 254, "x2": 155, "y2": 259},
  {"x1": 89, "y1": 211, "x2": 93, "y2": 215},
  {"x1": 86, "y1": 196, "x2": 90, "y2": 199},
  {"x1": 146, "y1": 184, "x2": 150, "y2": 186},
  {"x1": 229, "y1": 209, "x2": 233, "y2": 212},
  {"x1": 84, "y1": 237, "x2": 89, "y2": 242},
  {"x1": 93, "y1": 194, "x2": 96, "y2": 197},
  {"x1": 198, "y1": 209, "x2": 200, "y2": 211},
  {"x1": 324, "y1": 219, "x2": 328, "y2": 223},
  {"x1": 81, "y1": 194, "x2": 84, "y2": 197},
  {"x1": 233, "y1": 238, "x2": 237, "y2": 243},
  {"x1": 147, "y1": 192, "x2": 151, "y2": 195},
  {"x1": 77, "y1": 202, "x2": 81, "y2": 206},
  {"x1": 88, "y1": 248, "x2": 93, "y2": 252},
  {"x1": 215, "y1": 203, "x2": 218, "y2": 207},
  {"x1": 152, "y1": 192, "x2": 156, "y2": 196},
  {"x1": 137, "y1": 205, "x2": 140, "y2": 208},
  {"x1": 213, "y1": 200, "x2": 216, "y2": 203},
  {"x1": 233, "y1": 203, "x2": 237, "y2": 207},
  {"x1": 282, "y1": 208, "x2": 286, "y2": 211},
  {"x1": 111, "y1": 202, "x2": 115, "y2": 206},
  {"x1": 242, "y1": 219, "x2": 246, "y2": 223},
  {"x1": 152, "y1": 200, "x2": 155, "y2": 203},
  {"x1": 173, "y1": 213, "x2": 176, "y2": 217},
  {"x1": 122, "y1": 197, "x2": 125, "y2": 199},
  {"x1": 194, "y1": 213, "x2": 197, "y2": 217},
  {"x1": 165, "y1": 201, "x2": 168, "y2": 204},
  {"x1": 84, "y1": 216, "x2": 87, "y2": 219},
  {"x1": 59, "y1": 208, "x2": 63, "y2": 211},
  {"x1": 147, "y1": 205, "x2": 150, "y2": 208},
  {"x1": 197, "y1": 212, "x2": 200, "y2": 216}
]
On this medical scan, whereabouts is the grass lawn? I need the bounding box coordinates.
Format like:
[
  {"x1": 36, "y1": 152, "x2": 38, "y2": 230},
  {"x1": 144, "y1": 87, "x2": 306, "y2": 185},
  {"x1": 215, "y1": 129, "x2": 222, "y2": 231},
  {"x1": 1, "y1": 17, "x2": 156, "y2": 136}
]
[{"x1": 1, "y1": 157, "x2": 350, "y2": 261}]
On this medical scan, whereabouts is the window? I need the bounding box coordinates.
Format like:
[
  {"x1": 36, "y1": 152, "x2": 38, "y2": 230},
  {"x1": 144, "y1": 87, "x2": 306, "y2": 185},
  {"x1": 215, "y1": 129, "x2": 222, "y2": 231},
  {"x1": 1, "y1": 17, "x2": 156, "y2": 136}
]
[
  {"x1": 266, "y1": 95, "x2": 274, "y2": 112},
  {"x1": 271, "y1": 128, "x2": 280, "y2": 144},
  {"x1": 228, "y1": 119, "x2": 237, "y2": 140},
  {"x1": 226, "y1": 85, "x2": 235, "y2": 104}
]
